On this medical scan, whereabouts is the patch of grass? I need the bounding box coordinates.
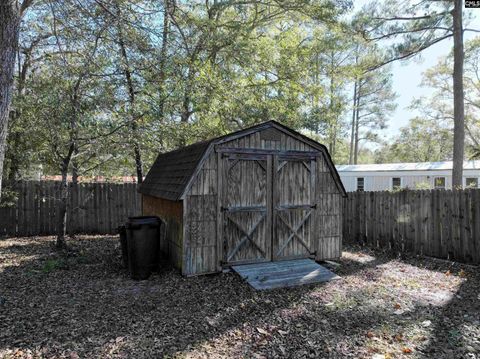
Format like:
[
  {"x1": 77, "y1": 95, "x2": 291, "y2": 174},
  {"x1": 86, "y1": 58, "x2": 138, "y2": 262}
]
[
  {"x1": 41, "y1": 258, "x2": 69, "y2": 273},
  {"x1": 447, "y1": 328, "x2": 462, "y2": 347},
  {"x1": 329, "y1": 293, "x2": 360, "y2": 310},
  {"x1": 402, "y1": 278, "x2": 422, "y2": 289}
]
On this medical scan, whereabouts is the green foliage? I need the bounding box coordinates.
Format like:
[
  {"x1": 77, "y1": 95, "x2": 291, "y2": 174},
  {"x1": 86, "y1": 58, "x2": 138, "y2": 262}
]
[
  {"x1": 0, "y1": 185, "x2": 18, "y2": 208},
  {"x1": 374, "y1": 37, "x2": 480, "y2": 164},
  {"x1": 41, "y1": 258, "x2": 69, "y2": 273},
  {"x1": 4, "y1": 0, "x2": 408, "y2": 179},
  {"x1": 376, "y1": 117, "x2": 453, "y2": 163}
]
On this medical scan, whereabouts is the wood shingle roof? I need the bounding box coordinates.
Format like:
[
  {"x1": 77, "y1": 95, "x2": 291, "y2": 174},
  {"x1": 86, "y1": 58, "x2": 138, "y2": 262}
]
[{"x1": 139, "y1": 140, "x2": 212, "y2": 201}]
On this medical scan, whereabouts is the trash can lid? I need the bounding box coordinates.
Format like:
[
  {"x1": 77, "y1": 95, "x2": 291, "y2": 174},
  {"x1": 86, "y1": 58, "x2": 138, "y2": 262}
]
[{"x1": 128, "y1": 216, "x2": 161, "y2": 225}]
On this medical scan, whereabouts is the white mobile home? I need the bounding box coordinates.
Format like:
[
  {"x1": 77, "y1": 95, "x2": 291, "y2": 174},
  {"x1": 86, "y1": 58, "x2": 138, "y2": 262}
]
[{"x1": 336, "y1": 161, "x2": 480, "y2": 192}]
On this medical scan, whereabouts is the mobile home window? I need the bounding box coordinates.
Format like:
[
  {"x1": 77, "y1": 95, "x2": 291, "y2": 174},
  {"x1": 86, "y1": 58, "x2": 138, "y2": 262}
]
[
  {"x1": 434, "y1": 177, "x2": 446, "y2": 189},
  {"x1": 392, "y1": 177, "x2": 402, "y2": 190},
  {"x1": 466, "y1": 177, "x2": 478, "y2": 188},
  {"x1": 357, "y1": 177, "x2": 365, "y2": 192}
]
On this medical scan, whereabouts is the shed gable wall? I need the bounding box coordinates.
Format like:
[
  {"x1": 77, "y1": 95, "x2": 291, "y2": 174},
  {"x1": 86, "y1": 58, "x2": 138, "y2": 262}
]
[{"x1": 218, "y1": 127, "x2": 316, "y2": 151}]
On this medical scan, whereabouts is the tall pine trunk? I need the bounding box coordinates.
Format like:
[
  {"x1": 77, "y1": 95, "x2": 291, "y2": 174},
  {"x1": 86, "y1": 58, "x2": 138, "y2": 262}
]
[
  {"x1": 115, "y1": 6, "x2": 143, "y2": 184},
  {"x1": 0, "y1": 1, "x2": 20, "y2": 199},
  {"x1": 353, "y1": 81, "x2": 361, "y2": 165},
  {"x1": 158, "y1": 0, "x2": 170, "y2": 124},
  {"x1": 349, "y1": 81, "x2": 357, "y2": 165},
  {"x1": 451, "y1": 0, "x2": 465, "y2": 188},
  {"x1": 353, "y1": 104, "x2": 360, "y2": 165}
]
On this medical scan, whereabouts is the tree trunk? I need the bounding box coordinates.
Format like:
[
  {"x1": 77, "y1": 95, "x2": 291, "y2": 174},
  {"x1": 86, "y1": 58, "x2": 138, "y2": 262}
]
[
  {"x1": 328, "y1": 54, "x2": 336, "y2": 157},
  {"x1": 72, "y1": 164, "x2": 79, "y2": 184},
  {"x1": 180, "y1": 66, "x2": 194, "y2": 124},
  {"x1": 7, "y1": 129, "x2": 20, "y2": 181},
  {"x1": 72, "y1": 146, "x2": 79, "y2": 184},
  {"x1": 0, "y1": 1, "x2": 21, "y2": 199},
  {"x1": 353, "y1": 107, "x2": 360, "y2": 165},
  {"x1": 451, "y1": 0, "x2": 465, "y2": 188},
  {"x1": 115, "y1": 11, "x2": 143, "y2": 183},
  {"x1": 133, "y1": 139, "x2": 143, "y2": 183},
  {"x1": 69, "y1": 151, "x2": 78, "y2": 237},
  {"x1": 157, "y1": 0, "x2": 170, "y2": 125},
  {"x1": 353, "y1": 82, "x2": 361, "y2": 165},
  {"x1": 56, "y1": 159, "x2": 70, "y2": 249},
  {"x1": 349, "y1": 80, "x2": 357, "y2": 165}
]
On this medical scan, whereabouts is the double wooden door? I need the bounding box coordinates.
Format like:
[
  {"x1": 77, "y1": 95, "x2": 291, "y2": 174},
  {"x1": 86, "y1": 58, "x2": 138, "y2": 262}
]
[{"x1": 220, "y1": 151, "x2": 317, "y2": 265}]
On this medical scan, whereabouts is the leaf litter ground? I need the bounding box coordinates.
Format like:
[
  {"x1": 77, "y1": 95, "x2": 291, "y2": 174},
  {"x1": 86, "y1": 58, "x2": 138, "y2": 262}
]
[{"x1": 0, "y1": 236, "x2": 479, "y2": 358}]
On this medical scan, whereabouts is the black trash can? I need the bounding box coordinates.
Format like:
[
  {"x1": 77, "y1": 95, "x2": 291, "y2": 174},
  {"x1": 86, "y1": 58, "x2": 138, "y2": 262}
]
[
  {"x1": 125, "y1": 216, "x2": 162, "y2": 280},
  {"x1": 118, "y1": 225, "x2": 128, "y2": 268}
]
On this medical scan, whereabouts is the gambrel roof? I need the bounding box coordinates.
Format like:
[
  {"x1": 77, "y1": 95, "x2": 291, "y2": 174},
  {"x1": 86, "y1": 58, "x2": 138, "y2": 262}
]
[{"x1": 139, "y1": 121, "x2": 347, "y2": 200}]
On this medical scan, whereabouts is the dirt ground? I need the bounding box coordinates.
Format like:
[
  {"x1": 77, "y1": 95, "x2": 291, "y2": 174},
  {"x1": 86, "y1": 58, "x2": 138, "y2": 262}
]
[{"x1": 0, "y1": 236, "x2": 479, "y2": 359}]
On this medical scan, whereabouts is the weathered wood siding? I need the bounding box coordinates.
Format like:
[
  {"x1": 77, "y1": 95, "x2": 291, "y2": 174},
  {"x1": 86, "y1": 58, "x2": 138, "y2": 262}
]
[
  {"x1": 142, "y1": 195, "x2": 183, "y2": 270},
  {"x1": 222, "y1": 155, "x2": 271, "y2": 265},
  {"x1": 183, "y1": 152, "x2": 218, "y2": 276},
  {"x1": 343, "y1": 189, "x2": 480, "y2": 265},
  {"x1": 218, "y1": 127, "x2": 316, "y2": 151},
  {"x1": 182, "y1": 127, "x2": 343, "y2": 275},
  {"x1": 316, "y1": 154, "x2": 343, "y2": 260},
  {"x1": 272, "y1": 156, "x2": 314, "y2": 260},
  {"x1": 0, "y1": 181, "x2": 140, "y2": 237}
]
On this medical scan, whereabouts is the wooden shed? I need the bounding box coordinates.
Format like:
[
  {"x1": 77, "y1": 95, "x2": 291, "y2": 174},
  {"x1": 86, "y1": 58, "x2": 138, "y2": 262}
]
[{"x1": 139, "y1": 121, "x2": 347, "y2": 276}]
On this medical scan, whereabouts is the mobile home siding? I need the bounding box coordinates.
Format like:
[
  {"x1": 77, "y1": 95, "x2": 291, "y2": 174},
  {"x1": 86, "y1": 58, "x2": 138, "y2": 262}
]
[
  {"x1": 339, "y1": 172, "x2": 480, "y2": 192},
  {"x1": 337, "y1": 161, "x2": 480, "y2": 192}
]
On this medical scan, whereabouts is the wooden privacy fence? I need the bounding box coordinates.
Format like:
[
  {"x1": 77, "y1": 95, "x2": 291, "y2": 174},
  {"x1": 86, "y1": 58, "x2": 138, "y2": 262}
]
[
  {"x1": 343, "y1": 189, "x2": 480, "y2": 265},
  {"x1": 0, "y1": 181, "x2": 141, "y2": 237}
]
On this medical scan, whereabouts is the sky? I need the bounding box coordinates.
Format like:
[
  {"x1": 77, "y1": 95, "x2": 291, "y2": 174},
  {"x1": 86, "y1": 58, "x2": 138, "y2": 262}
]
[{"x1": 352, "y1": 1, "x2": 480, "y2": 142}]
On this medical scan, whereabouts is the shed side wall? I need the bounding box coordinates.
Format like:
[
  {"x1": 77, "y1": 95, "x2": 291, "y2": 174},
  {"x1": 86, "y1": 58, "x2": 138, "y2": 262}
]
[
  {"x1": 316, "y1": 154, "x2": 343, "y2": 260},
  {"x1": 142, "y1": 195, "x2": 183, "y2": 270},
  {"x1": 183, "y1": 152, "x2": 218, "y2": 276}
]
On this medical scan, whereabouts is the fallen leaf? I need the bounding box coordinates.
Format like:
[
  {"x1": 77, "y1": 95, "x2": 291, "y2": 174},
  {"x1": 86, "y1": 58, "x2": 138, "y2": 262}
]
[
  {"x1": 394, "y1": 303, "x2": 401, "y2": 309},
  {"x1": 253, "y1": 353, "x2": 266, "y2": 359},
  {"x1": 402, "y1": 347, "x2": 413, "y2": 354},
  {"x1": 206, "y1": 317, "x2": 217, "y2": 327},
  {"x1": 257, "y1": 327, "x2": 269, "y2": 335},
  {"x1": 366, "y1": 331, "x2": 375, "y2": 338},
  {"x1": 459, "y1": 269, "x2": 467, "y2": 278},
  {"x1": 445, "y1": 270, "x2": 451, "y2": 276}
]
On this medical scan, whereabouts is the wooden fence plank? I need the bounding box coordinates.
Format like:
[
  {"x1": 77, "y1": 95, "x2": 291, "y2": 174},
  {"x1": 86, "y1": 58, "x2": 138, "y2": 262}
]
[
  {"x1": 0, "y1": 180, "x2": 140, "y2": 237},
  {"x1": 3, "y1": 182, "x2": 480, "y2": 266},
  {"x1": 343, "y1": 188, "x2": 480, "y2": 265}
]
